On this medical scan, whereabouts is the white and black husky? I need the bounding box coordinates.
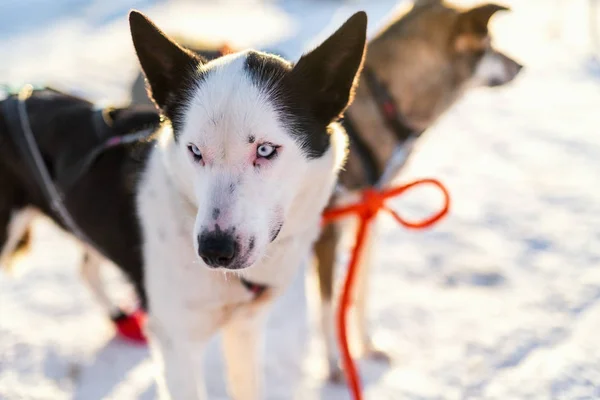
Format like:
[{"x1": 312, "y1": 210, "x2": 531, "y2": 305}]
[{"x1": 129, "y1": 9, "x2": 366, "y2": 399}]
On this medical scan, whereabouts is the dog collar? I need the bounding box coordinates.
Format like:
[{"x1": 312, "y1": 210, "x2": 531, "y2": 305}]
[
  {"x1": 341, "y1": 116, "x2": 381, "y2": 186},
  {"x1": 362, "y1": 66, "x2": 420, "y2": 144},
  {"x1": 239, "y1": 277, "x2": 268, "y2": 299}
]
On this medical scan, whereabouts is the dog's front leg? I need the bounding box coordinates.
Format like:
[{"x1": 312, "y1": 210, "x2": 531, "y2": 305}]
[
  {"x1": 313, "y1": 222, "x2": 343, "y2": 381},
  {"x1": 147, "y1": 316, "x2": 209, "y2": 400},
  {"x1": 221, "y1": 303, "x2": 269, "y2": 400},
  {"x1": 354, "y1": 220, "x2": 390, "y2": 362}
]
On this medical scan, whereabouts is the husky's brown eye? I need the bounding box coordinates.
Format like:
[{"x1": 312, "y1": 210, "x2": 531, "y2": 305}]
[
  {"x1": 257, "y1": 143, "x2": 277, "y2": 159},
  {"x1": 188, "y1": 144, "x2": 203, "y2": 162}
]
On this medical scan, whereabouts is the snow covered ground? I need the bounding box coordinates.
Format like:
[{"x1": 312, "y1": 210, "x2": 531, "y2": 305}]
[{"x1": 1, "y1": 0, "x2": 600, "y2": 399}]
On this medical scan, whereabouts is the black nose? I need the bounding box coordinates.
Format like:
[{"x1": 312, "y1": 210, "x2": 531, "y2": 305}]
[{"x1": 197, "y1": 231, "x2": 238, "y2": 268}]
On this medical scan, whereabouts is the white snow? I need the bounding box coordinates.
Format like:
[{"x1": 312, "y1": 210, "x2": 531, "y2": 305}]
[{"x1": 1, "y1": 0, "x2": 600, "y2": 399}]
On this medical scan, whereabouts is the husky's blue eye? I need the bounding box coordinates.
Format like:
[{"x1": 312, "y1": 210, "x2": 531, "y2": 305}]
[
  {"x1": 188, "y1": 144, "x2": 203, "y2": 162},
  {"x1": 257, "y1": 143, "x2": 277, "y2": 159}
]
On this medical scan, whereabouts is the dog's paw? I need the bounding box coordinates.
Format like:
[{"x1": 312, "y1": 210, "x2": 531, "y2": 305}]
[
  {"x1": 363, "y1": 346, "x2": 392, "y2": 364},
  {"x1": 359, "y1": 335, "x2": 392, "y2": 364},
  {"x1": 328, "y1": 365, "x2": 346, "y2": 384}
]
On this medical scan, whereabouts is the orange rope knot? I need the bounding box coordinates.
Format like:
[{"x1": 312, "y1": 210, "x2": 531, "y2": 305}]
[
  {"x1": 361, "y1": 188, "x2": 385, "y2": 220},
  {"x1": 322, "y1": 178, "x2": 451, "y2": 400}
]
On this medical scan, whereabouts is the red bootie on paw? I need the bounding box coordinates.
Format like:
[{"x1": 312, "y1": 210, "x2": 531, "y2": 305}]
[{"x1": 111, "y1": 309, "x2": 148, "y2": 344}]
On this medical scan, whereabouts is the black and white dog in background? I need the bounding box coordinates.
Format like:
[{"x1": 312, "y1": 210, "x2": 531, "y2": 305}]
[{"x1": 0, "y1": 87, "x2": 159, "y2": 322}]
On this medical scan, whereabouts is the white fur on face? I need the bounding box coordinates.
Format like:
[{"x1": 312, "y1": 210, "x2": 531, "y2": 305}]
[{"x1": 170, "y1": 52, "x2": 314, "y2": 269}]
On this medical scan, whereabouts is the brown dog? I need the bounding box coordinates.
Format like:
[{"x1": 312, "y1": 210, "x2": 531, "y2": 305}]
[{"x1": 314, "y1": 0, "x2": 523, "y2": 381}]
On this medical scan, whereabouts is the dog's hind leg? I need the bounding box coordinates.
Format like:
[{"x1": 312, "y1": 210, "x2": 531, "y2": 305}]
[
  {"x1": 80, "y1": 245, "x2": 118, "y2": 316},
  {"x1": 314, "y1": 222, "x2": 344, "y2": 382},
  {"x1": 0, "y1": 206, "x2": 37, "y2": 271},
  {"x1": 0, "y1": 207, "x2": 12, "y2": 269},
  {"x1": 354, "y1": 220, "x2": 390, "y2": 362}
]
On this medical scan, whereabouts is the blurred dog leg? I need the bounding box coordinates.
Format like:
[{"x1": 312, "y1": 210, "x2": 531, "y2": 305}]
[
  {"x1": 80, "y1": 245, "x2": 120, "y2": 316},
  {"x1": 0, "y1": 207, "x2": 37, "y2": 272}
]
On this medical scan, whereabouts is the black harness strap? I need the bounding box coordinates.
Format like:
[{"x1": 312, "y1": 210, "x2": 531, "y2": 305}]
[
  {"x1": 339, "y1": 67, "x2": 422, "y2": 188},
  {"x1": 341, "y1": 116, "x2": 382, "y2": 186},
  {"x1": 57, "y1": 126, "x2": 154, "y2": 190}
]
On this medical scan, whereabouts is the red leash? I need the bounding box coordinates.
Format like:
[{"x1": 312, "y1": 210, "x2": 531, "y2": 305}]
[{"x1": 322, "y1": 178, "x2": 451, "y2": 400}]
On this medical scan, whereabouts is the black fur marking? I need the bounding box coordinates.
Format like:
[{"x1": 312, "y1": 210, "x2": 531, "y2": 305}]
[
  {"x1": 243, "y1": 13, "x2": 366, "y2": 159},
  {"x1": 248, "y1": 135, "x2": 255, "y2": 144},
  {"x1": 269, "y1": 222, "x2": 283, "y2": 242},
  {"x1": 228, "y1": 183, "x2": 236, "y2": 194},
  {"x1": 291, "y1": 12, "x2": 367, "y2": 126},
  {"x1": 129, "y1": 11, "x2": 208, "y2": 140},
  {"x1": 212, "y1": 208, "x2": 220, "y2": 220},
  {"x1": 248, "y1": 236, "x2": 255, "y2": 251}
]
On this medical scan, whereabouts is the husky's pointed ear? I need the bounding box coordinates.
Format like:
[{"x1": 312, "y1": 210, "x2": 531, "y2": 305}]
[
  {"x1": 292, "y1": 11, "x2": 367, "y2": 124},
  {"x1": 456, "y1": 4, "x2": 509, "y2": 35},
  {"x1": 129, "y1": 10, "x2": 204, "y2": 110}
]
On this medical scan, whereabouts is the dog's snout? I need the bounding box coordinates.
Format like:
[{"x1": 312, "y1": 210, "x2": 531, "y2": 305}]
[
  {"x1": 508, "y1": 59, "x2": 524, "y2": 79},
  {"x1": 198, "y1": 231, "x2": 238, "y2": 268},
  {"x1": 515, "y1": 62, "x2": 524, "y2": 73},
  {"x1": 500, "y1": 52, "x2": 524, "y2": 80}
]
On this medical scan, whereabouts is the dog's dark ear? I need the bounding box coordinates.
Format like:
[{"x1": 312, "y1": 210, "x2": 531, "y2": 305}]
[
  {"x1": 456, "y1": 4, "x2": 510, "y2": 36},
  {"x1": 292, "y1": 11, "x2": 367, "y2": 124},
  {"x1": 129, "y1": 10, "x2": 203, "y2": 110}
]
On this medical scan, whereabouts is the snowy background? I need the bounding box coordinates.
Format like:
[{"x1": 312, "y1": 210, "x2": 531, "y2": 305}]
[{"x1": 1, "y1": 0, "x2": 600, "y2": 399}]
